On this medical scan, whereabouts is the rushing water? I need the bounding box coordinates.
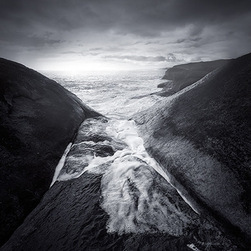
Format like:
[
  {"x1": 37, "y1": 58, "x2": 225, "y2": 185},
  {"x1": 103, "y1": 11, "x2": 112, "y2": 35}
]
[{"x1": 45, "y1": 70, "x2": 235, "y2": 250}]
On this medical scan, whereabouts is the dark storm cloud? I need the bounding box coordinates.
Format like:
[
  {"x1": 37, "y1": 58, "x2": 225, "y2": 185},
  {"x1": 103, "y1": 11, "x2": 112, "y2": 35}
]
[
  {"x1": 1, "y1": 0, "x2": 251, "y2": 38},
  {"x1": 0, "y1": 0, "x2": 251, "y2": 67},
  {"x1": 105, "y1": 53, "x2": 179, "y2": 63},
  {"x1": 1, "y1": 29, "x2": 61, "y2": 47}
]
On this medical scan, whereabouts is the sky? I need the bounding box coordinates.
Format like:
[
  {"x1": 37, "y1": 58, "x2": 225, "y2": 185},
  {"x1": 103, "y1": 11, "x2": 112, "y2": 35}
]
[{"x1": 0, "y1": 0, "x2": 251, "y2": 72}]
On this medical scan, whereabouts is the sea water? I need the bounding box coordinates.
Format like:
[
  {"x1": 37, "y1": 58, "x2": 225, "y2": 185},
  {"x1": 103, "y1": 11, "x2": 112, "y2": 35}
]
[
  {"x1": 44, "y1": 70, "x2": 165, "y2": 118},
  {"x1": 45, "y1": 70, "x2": 235, "y2": 250},
  {"x1": 48, "y1": 69, "x2": 193, "y2": 235}
]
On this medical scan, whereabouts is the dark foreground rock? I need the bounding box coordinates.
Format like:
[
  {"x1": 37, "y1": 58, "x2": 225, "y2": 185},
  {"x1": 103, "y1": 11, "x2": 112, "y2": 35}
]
[
  {"x1": 1, "y1": 117, "x2": 236, "y2": 251},
  {"x1": 0, "y1": 173, "x2": 187, "y2": 251},
  {"x1": 0, "y1": 58, "x2": 100, "y2": 246},
  {"x1": 135, "y1": 53, "x2": 251, "y2": 247},
  {"x1": 1, "y1": 171, "x2": 235, "y2": 251},
  {"x1": 159, "y1": 59, "x2": 229, "y2": 96}
]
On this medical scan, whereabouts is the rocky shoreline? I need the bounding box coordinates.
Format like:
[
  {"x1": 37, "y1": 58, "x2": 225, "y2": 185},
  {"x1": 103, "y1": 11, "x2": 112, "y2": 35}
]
[
  {"x1": 158, "y1": 59, "x2": 229, "y2": 97},
  {"x1": 0, "y1": 53, "x2": 250, "y2": 250}
]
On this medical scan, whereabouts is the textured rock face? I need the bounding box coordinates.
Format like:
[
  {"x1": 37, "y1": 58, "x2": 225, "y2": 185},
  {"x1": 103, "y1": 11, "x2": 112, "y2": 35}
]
[
  {"x1": 159, "y1": 59, "x2": 229, "y2": 96},
  {"x1": 1, "y1": 113, "x2": 237, "y2": 251},
  {"x1": 135, "y1": 53, "x2": 251, "y2": 244},
  {"x1": 0, "y1": 58, "x2": 100, "y2": 246},
  {"x1": 1, "y1": 159, "x2": 235, "y2": 251},
  {"x1": 1, "y1": 173, "x2": 191, "y2": 251}
]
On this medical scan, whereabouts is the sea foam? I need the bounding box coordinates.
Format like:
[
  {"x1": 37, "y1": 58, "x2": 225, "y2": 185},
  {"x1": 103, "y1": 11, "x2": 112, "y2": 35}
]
[{"x1": 54, "y1": 118, "x2": 196, "y2": 236}]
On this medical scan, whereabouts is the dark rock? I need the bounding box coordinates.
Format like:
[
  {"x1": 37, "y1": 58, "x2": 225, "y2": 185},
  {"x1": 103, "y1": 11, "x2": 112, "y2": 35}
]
[
  {"x1": 1, "y1": 172, "x2": 235, "y2": 251},
  {"x1": 160, "y1": 59, "x2": 229, "y2": 96},
  {"x1": 0, "y1": 58, "x2": 101, "y2": 246},
  {"x1": 135, "y1": 53, "x2": 251, "y2": 246}
]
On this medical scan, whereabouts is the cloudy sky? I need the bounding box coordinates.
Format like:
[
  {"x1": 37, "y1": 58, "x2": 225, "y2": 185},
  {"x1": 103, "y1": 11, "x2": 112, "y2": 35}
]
[{"x1": 1, "y1": 0, "x2": 251, "y2": 72}]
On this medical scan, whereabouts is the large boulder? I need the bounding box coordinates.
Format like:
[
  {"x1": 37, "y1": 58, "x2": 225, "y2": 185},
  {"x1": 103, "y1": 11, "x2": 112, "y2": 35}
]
[
  {"x1": 159, "y1": 59, "x2": 229, "y2": 96},
  {"x1": 135, "y1": 53, "x2": 251, "y2": 245},
  {"x1": 0, "y1": 58, "x2": 100, "y2": 246}
]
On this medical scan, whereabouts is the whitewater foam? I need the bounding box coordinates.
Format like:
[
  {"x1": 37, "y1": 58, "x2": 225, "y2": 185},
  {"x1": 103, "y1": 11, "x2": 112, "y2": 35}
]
[
  {"x1": 54, "y1": 118, "x2": 197, "y2": 236},
  {"x1": 50, "y1": 143, "x2": 72, "y2": 187}
]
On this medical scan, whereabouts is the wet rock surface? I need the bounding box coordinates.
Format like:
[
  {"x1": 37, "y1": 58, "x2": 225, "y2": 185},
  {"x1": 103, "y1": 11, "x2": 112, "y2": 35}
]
[
  {"x1": 1, "y1": 169, "x2": 236, "y2": 251},
  {"x1": 1, "y1": 118, "x2": 237, "y2": 251},
  {"x1": 135, "y1": 53, "x2": 251, "y2": 248},
  {"x1": 0, "y1": 58, "x2": 100, "y2": 246}
]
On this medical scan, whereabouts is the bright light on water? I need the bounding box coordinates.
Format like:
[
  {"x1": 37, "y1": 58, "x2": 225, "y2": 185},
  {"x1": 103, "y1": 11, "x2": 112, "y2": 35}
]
[
  {"x1": 44, "y1": 69, "x2": 166, "y2": 118},
  {"x1": 37, "y1": 57, "x2": 163, "y2": 74}
]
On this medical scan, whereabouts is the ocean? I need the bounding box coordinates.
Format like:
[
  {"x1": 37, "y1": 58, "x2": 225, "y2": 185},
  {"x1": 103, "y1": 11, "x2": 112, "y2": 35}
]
[
  {"x1": 42, "y1": 70, "x2": 235, "y2": 250},
  {"x1": 44, "y1": 69, "x2": 165, "y2": 119}
]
